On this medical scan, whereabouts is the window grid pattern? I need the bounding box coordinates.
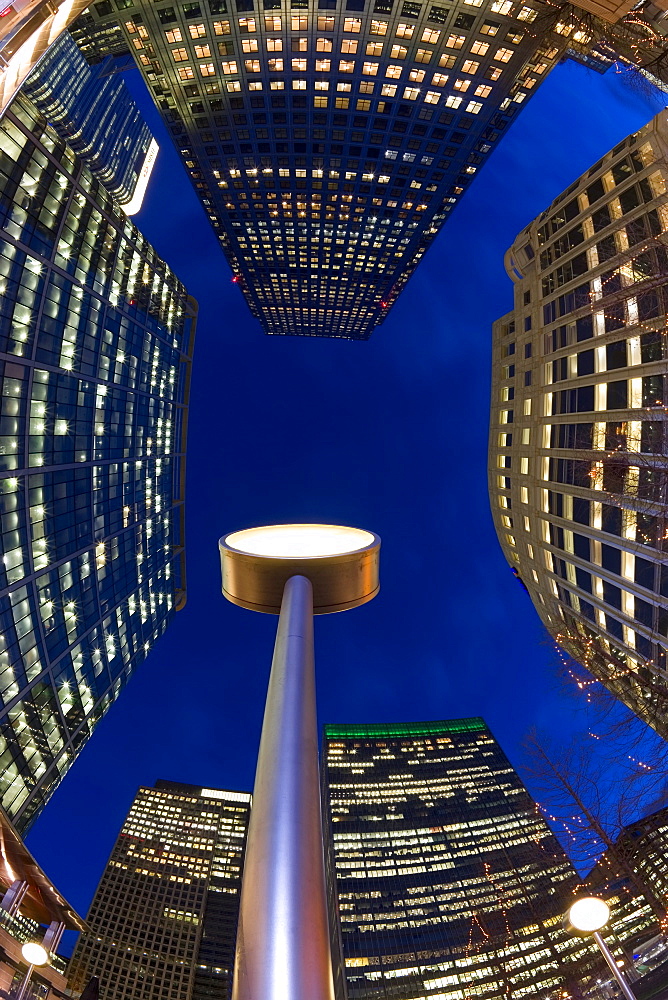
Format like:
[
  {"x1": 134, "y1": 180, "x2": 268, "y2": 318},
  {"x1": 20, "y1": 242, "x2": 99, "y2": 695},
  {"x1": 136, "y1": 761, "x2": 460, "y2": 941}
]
[
  {"x1": 74, "y1": 0, "x2": 565, "y2": 338},
  {"x1": 489, "y1": 110, "x2": 668, "y2": 737},
  {"x1": 321, "y1": 719, "x2": 589, "y2": 1000},
  {"x1": 0, "y1": 94, "x2": 196, "y2": 834},
  {"x1": 68, "y1": 781, "x2": 251, "y2": 1000}
]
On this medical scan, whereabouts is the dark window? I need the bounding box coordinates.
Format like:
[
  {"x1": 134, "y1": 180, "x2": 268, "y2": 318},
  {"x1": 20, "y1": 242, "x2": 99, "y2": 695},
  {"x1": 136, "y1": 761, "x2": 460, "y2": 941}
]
[
  {"x1": 577, "y1": 350, "x2": 594, "y2": 376},
  {"x1": 576, "y1": 316, "x2": 593, "y2": 341},
  {"x1": 634, "y1": 598, "x2": 653, "y2": 628},
  {"x1": 641, "y1": 421, "x2": 663, "y2": 454},
  {"x1": 524, "y1": 343, "x2": 532, "y2": 359},
  {"x1": 642, "y1": 374, "x2": 664, "y2": 407},
  {"x1": 572, "y1": 498, "x2": 590, "y2": 525},
  {"x1": 587, "y1": 178, "x2": 605, "y2": 204},
  {"x1": 607, "y1": 380, "x2": 627, "y2": 409},
  {"x1": 601, "y1": 544, "x2": 621, "y2": 576},
  {"x1": 619, "y1": 186, "x2": 640, "y2": 214},
  {"x1": 641, "y1": 331, "x2": 663, "y2": 363},
  {"x1": 635, "y1": 556, "x2": 655, "y2": 590},
  {"x1": 602, "y1": 504, "x2": 622, "y2": 536},
  {"x1": 454, "y1": 11, "x2": 474, "y2": 27},
  {"x1": 573, "y1": 533, "x2": 590, "y2": 560},
  {"x1": 606, "y1": 340, "x2": 627, "y2": 370},
  {"x1": 606, "y1": 615, "x2": 624, "y2": 640},
  {"x1": 428, "y1": 4, "x2": 448, "y2": 20},
  {"x1": 576, "y1": 567, "x2": 592, "y2": 593},
  {"x1": 524, "y1": 371, "x2": 532, "y2": 387}
]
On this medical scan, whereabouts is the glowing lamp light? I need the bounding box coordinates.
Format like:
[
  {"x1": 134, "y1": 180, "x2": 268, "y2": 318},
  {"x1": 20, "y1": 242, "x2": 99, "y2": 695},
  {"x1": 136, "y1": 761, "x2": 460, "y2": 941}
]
[
  {"x1": 380, "y1": 300, "x2": 388, "y2": 308},
  {"x1": 225, "y1": 524, "x2": 375, "y2": 560},
  {"x1": 568, "y1": 897, "x2": 610, "y2": 933},
  {"x1": 21, "y1": 942, "x2": 49, "y2": 966},
  {"x1": 231, "y1": 275, "x2": 239, "y2": 283}
]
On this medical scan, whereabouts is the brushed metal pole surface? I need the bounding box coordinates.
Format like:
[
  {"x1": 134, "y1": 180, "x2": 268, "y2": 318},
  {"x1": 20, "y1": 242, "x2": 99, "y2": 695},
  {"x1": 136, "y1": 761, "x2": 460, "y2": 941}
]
[
  {"x1": 593, "y1": 931, "x2": 637, "y2": 1000},
  {"x1": 232, "y1": 574, "x2": 335, "y2": 1000}
]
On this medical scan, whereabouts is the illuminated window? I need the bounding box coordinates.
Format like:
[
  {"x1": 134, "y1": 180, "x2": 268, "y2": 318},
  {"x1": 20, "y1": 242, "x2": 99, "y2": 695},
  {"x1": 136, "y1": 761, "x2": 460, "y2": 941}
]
[
  {"x1": 227, "y1": 80, "x2": 242, "y2": 91},
  {"x1": 366, "y1": 40, "x2": 383, "y2": 55},
  {"x1": 270, "y1": 80, "x2": 284, "y2": 88},
  {"x1": 461, "y1": 58, "x2": 479, "y2": 73},
  {"x1": 314, "y1": 95, "x2": 328, "y2": 107},
  {"x1": 316, "y1": 58, "x2": 331, "y2": 70},
  {"x1": 213, "y1": 19, "x2": 230, "y2": 33},
  {"x1": 495, "y1": 46, "x2": 513, "y2": 61},
  {"x1": 466, "y1": 99, "x2": 483, "y2": 112},
  {"x1": 403, "y1": 86, "x2": 420, "y2": 100},
  {"x1": 199, "y1": 61, "x2": 215, "y2": 74},
  {"x1": 385, "y1": 64, "x2": 402, "y2": 78},
  {"x1": 424, "y1": 90, "x2": 440, "y2": 103},
  {"x1": 445, "y1": 94, "x2": 462, "y2": 107},
  {"x1": 264, "y1": 14, "x2": 281, "y2": 28},
  {"x1": 245, "y1": 58, "x2": 261, "y2": 71},
  {"x1": 189, "y1": 22, "x2": 206, "y2": 36},
  {"x1": 171, "y1": 47, "x2": 188, "y2": 61},
  {"x1": 431, "y1": 71, "x2": 448, "y2": 85},
  {"x1": 359, "y1": 79, "x2": 375, "y2": 92},
  {"x1": 415, "y1": 47, "x2": 432, "y2": 62},
  {"x1": 475, "y1": 83, "x2": 492, "y2": 96},
  {"x1": 337, "y1": 80, "x2": 351, "y2": 90},
  {"x1": 164, "y1": 27, "x2": 182, "y2": 41},
  {"x1": 314, "y1": 78, "x2": 329, "y2": 88},
  {"x1": 471, "y1": 39, "x2": 489, "y2": 54},
  {"x1": 381, "y1": 83, "x2": 397, "y2": 95},
  {"x1": 318, "y1": 14, "x2": 335, "y2": 28},
  {"x1": 344, "y1": 16, "x2": 361, "y2": 30},
  {"x1": 291, "y1": 57, "x2": 306, "y2": 69},
  {"x1": 362, "y1": 61, "x2": 379, "y2": 75},
  {"x1": 238, "y1": 16, "x2": 256, "y2": 31},
  {"x1": 339, "y1": 59, "x2": 355, "y2": 71},
  {"x1": 177, "y1": 65, "x2": 194, "y2": 78},
  {"x1": 516, "y1": 4, "x2": 536, "y2": 18},
  {"x1": 480, "y1": 20, "x2": 499, "y2": 33},
  {"x1": 221, "y1": 60, "x2": 238, "y2": 72},
  {"x1": 486, "y1": 65, "x2": 502, "y2": 79},
  {"x1": 453, "y1": 78, "x2": 470, "y2": 91},
  {"x1": 340, "y1": 38, "x2": 358, "y2": 53},
  {"x1": 242, "y1": 37, "x2": 258, "y2": 51},
  {"x1": 357, "y1": 98, "x2": 372, "y2": 110},
  {"x1": 369, "y1": 18, "x2": 388, "y2": 33},
  {"x1": 249, "y1": 80, "x2": 263, "y2": 90},
  {"x1": 266, "y1": 37, "x2": 283, "y2": 50},
  {"x1": 395, "y1": 21, "x2": 414, "y2": 37},
  {"x1": 292, "y1": 78, "x2": 306, "y2": 89},
  {"x1": 291, "y1": 14, "x2": 308, "y2": 28},
  {"x1": 335, "y1": 96, "x2": 350, "y2": 108},
  {"x1": 194, "y1": 43, "x2": 210, "y2": 56}
]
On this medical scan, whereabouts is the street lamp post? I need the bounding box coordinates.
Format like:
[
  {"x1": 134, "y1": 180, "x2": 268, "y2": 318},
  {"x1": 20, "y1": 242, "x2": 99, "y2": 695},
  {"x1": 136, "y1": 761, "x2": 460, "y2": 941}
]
[
  {"x1": 15, "y1": 942, "x2": 49, "y2": 1000},
  {"x1": 219, "y1": 524, "x2": 380, "y2": 1000},
  {"x1": 567, "y1": 897, "x2": 636, "y2": 1000}
]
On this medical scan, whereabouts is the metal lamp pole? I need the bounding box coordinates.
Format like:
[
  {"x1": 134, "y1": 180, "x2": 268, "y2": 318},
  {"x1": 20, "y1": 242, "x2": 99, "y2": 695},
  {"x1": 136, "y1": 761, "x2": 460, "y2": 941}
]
[
  {"x1": 592, "y1": 932, "x2": 636, "y2": 1000},
  {"x1": 567, "y1": 898, "x2": 637, "y2": 1000},
  {"x1": 219, "y1": 524, "x2": 380, "y2": 1000}
]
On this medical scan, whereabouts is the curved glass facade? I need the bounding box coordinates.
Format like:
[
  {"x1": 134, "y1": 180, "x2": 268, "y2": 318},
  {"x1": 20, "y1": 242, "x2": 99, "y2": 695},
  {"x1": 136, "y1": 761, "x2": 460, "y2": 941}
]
[{"x1": 0, "y1": 92, "x2": 195, "y2": 834}]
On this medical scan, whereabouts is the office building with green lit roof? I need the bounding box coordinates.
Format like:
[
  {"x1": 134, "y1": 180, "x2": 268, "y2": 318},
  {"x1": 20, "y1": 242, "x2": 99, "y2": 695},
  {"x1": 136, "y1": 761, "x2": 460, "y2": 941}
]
[{"x1": 321, "y1": 717, "x2": 588, "y2": 1000}]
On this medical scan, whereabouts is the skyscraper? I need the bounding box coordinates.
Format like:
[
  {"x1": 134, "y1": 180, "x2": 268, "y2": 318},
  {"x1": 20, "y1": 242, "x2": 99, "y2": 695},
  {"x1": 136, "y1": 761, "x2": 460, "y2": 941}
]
[
  {"x1": 489, "y1": 109, "x2": 668, "y2": 737},
  {"x1": 22, "y1": 31, "x2": 159, "y2": 214},
  {"x1": 73, "y1": 0, "x2": 566, "y2": 338},
  {"x1": 0, "y1": 89, "x2": 196, "y2": 835},
  {"x1": 320, "y1": 717, "x2": 587, "y2": 1000},
  {"x1": 67, "y1": 780, "x2": 251, "y2": 1000}
]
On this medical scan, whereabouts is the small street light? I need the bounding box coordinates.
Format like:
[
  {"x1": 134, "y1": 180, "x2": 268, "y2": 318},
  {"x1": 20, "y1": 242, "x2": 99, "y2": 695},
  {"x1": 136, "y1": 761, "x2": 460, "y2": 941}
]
[
  {"x1": 567, "y1": 897, "x2": 636, "y2": 1000},
  {"x1": 16, "y1": 941, "x2": 49, "y2": 1000},
  {"x1": 219, "y1": 523, "x2": 380, "y2": 1000}
]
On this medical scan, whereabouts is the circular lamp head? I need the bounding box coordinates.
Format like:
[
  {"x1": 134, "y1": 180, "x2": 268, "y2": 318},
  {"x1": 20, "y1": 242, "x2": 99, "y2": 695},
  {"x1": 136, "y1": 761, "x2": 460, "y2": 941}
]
[
  {"x1": 220, "y1": 524, "x2": 380, "y2": 614},
  {"x1": 568, "y1": 897, "x2": 610, "y2": 934},
  {"x1": 21, "y1": 942, "x2": 49, "y2": 966}
]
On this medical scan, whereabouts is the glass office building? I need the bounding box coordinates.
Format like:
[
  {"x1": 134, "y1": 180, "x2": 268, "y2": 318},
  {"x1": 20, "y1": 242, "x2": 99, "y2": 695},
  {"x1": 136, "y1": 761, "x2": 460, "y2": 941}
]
[
  {"x1": 22, "y1": 30, "x2": 158, "y2": 213},
  {"x1": 67, "y1": 780, "x2": 251, "y2": 1000},
  {"x1": 321, "y1": 717, "x2": 586, "y2": 1000},
  {"x1": 489, "y1": 109, "x2": 668, "y2": 737},
  {"x1": 73, "y1": 0, "x2": 566, "y2": 338},
  {"x1": 0, "y1": 91, "x2": 196, "y2": 834}
]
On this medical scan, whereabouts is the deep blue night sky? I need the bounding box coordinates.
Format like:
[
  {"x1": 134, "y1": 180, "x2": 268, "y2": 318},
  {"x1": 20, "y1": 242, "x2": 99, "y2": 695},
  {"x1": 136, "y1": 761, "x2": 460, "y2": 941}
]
[{"x1": 24, "y1": 58, "x2": 665, "y2": 941}]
